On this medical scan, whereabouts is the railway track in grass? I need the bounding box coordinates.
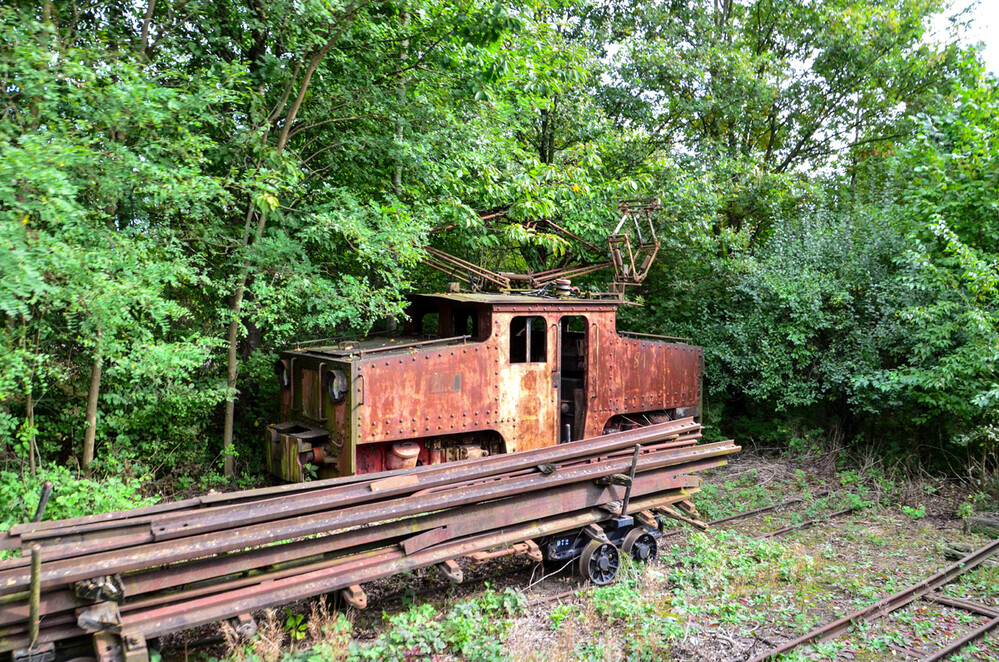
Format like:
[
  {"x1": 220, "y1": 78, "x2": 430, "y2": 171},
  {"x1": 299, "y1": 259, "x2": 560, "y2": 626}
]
[{"x1": 739, "y1": 537, "x2": 999, "y2": 662}]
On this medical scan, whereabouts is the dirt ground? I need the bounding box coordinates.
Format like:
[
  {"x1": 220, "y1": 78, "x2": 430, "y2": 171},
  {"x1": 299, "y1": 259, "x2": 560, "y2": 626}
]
[{"x1": 172, "y1": 449, "x2": 999, "y2": 662}]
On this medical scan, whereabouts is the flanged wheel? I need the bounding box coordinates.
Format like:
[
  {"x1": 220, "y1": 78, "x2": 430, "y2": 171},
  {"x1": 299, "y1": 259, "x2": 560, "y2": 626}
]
[
  {"x1": 622, "y1": 528, "x2": 658, "y2": 564},
  {"x1": 579, "y1": 539, "x2": 619, "y2": 585}
]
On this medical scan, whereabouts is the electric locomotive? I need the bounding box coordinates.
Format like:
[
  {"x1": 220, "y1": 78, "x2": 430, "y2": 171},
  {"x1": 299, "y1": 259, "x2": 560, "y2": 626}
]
[{"x1": 266, "y1": 291, "x2": 703, "y2": 482}]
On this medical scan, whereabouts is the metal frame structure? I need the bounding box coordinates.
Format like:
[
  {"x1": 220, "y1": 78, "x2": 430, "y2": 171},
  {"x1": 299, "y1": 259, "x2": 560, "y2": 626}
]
[{"x1": 420, "y1": 199, "x2": 661, "y2": 296}]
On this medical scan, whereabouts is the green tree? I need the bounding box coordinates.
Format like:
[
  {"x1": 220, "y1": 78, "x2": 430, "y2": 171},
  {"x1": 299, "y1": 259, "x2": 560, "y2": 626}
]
[
  {"x1": 604, "y1": 0, "x2": 965, "y2": 240},
  {"x1": 878, "y1": 73, "x2": 999, "y2": 433},
  {"x1": 0, "y1": 9, "x2": 228, "y2": 474}
]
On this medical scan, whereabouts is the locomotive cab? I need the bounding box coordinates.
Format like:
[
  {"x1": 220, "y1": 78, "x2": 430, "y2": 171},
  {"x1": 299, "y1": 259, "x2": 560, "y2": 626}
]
[{"x1": 266, "y1": 293, "x2": 702, "y2": 482}]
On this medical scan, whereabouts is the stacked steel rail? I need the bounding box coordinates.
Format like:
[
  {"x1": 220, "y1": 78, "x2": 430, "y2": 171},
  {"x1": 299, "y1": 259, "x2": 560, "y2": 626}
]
[{"x1": 0, "y1": 418, "x2": 738, "y2": 662}]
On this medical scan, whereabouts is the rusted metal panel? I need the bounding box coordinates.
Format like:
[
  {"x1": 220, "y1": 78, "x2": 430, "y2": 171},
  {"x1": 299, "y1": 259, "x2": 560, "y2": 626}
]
[
  {"x1": 493, "y1": 312, "x2": 558, "y2": 452},
  {"x1": 351, "y1": 308, "x2": 698, "y2": 454},
  {"x1": 290, "y1": 361, "x2": 319, "y2": 422},
  {"x1": 356, "y1": 342, "x2": 496, "y2": 445},
  {"x1": 584, "y1": 324, "x2": 702, "y2": 437}
]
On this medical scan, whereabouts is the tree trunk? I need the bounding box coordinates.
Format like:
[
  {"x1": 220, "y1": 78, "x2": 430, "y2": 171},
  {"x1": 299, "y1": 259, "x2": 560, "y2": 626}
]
[
  {"x1": 222, "y1": 211, "x2": 266, "y2": 477},
  {"x1": 26, "y1": 389, "x2": 36, "y2": 476},
  {"x1": 82, "y1": 352, "x2": 102, "y2": 476},
  {"x1": 392, "y1": 10, "x2": 409, "y2": 194},
  {"x1": 220, "y1": 6, "x2": 360, "y2": 478},
  {"x1": 222, "y1": 310, "x2": 239, "y2": 477},
  {"x1": 22, "y1": 315, "x2": 39, "y2": 475}
]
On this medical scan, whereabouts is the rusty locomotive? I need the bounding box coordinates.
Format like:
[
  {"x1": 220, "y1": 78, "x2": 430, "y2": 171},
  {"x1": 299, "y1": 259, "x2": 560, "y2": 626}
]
[{"x1": 266, "y1": 291, "x2": 703, "y2": 482}]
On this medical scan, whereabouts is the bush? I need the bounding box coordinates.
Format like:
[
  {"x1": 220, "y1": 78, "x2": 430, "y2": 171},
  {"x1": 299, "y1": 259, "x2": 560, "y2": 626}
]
[{"x1": 0, "y1": 465, "x2": 157, "y2": 534}]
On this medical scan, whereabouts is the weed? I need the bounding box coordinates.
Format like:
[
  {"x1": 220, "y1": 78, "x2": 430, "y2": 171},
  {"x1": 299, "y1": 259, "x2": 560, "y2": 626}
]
[
  {"x1": 589, "y1": 580, "x2": 654, "y2": 625},
  {"x1": 253, "y1": 610, "x2": 287, "y2": 662},
  {"x1": 548, "y1": 603, "x2": 579, "y2": 630},
  {"x1": 284, "y1": 610, "x2": 307, "y2": 642},
  {"x1": 442, "y1": 588, "x2": 523, "y2": 661},
  {"x1": 349, "y1": 603, "x2": 445, "y2": 661},
  {"x1": 971, "y1": 491, "x2": 996, "y2": 509},
  {"x1": 574, "y1": 639, "x2": 614, "y2": 661},
  {"x1": 841, "y1": 490, "x2": 874, "y2": 511},
  {"x1": 399, "y1": 587, "x2": 417, "y2": 609},
  {"x1": 692, "y1": 481, "x2": 777, "y2": 522},
  {"x1": 839, "y1": 470, "x2": 862, "y2": 487},
  {"x1": 788, "y1": 428, "x2": 824, "y2": 457},
  {"x1": 220, "y1": 621, "x2": 252, "y2": 662},
  {"x1": 900, "y1": 504, "x2": 926, "y2": 520},
  {"x1": 306, "y1": 598, "x2": 351, "y2": 662},
  {"x1": 343, "y1": 587, "x2": 523, "y2": 662},
  {"x1": 958, "y1": 564, "x2": 999, "y2": 595}
]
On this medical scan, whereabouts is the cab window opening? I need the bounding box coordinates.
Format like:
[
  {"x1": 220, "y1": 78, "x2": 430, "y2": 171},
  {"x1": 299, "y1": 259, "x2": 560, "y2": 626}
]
[
  {"x1": 420, "y1": 313, "x2": 439, "y2": 338},
  {"x1": 452, "y1": 309, "x2": 478, "y2": 338},
  {"x1": 510, "y1": 316, "x2": 547, "y2": 363}
]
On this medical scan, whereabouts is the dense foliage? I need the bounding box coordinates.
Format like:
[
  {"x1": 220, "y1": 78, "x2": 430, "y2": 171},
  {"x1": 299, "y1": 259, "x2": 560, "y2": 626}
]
[{"x1": 1, "y1": 0, "x2": 997, "y2": 512}]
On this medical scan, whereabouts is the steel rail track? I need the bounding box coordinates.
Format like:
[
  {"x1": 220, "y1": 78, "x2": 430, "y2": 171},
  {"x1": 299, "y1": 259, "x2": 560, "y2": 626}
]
[
  {"x1": 123, "y1": 490, "x2": 695, "y2": 638},
  {"x1": 0, "y1": 455, "x2": 727, "y2": 629},
  {"x1": 756, "y1": 507, "x2": 854, "y2": 539},
  {"x1": 1, "y1": 420, "x2": 702, "y2": 563},
  {"x1": 925, "y1": 592, "x2": 999, "y2": 618},
  {"x1": 1, "y1": 490, "x2": 702, "y2": 655},
  {"x1": 0, "y1": 440, "x2": 733, "y2": 594},
  {"x1": 4, "y1": 434, "x2": 704, "y2": 567},
  {"x1": 745, "y1": 536, "x2": 999, "y2": 662},
  {"x1": 917, "y1": 615, "x2": 999, "y2": 662}
]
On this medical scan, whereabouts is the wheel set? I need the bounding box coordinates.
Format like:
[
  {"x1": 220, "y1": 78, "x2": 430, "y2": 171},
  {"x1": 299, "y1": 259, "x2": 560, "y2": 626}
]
[
  {"x1": 622, "y1": 528, "x2": 658, "y2": 564},
  {"x1": 577, "y1": 526, "x2": 658, "y2": 585}
]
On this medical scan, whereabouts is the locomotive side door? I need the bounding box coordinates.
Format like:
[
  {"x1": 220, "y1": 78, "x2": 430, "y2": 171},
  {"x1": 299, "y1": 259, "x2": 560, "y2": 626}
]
[
  {"x1": 497, "y1": 314, "x2": 558, "y2": 452},
  {"x1": 558, "y1": 316, "x2": 588, "y2": 442}
]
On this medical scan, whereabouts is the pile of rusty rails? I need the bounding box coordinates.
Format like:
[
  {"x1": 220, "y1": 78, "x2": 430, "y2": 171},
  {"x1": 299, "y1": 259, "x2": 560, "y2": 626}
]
[{"x1": 0, "y1": 418, "x2": 738, "y2": 662}]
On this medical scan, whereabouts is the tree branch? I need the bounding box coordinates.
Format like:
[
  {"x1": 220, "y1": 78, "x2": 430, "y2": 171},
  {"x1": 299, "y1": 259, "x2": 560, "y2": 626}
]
[
  {"x1": 275, "y1": 0, "x2": 372, "y2": 154},
  {"x1": 138, "y1": 0, "x2": 155, "y2": 57}
]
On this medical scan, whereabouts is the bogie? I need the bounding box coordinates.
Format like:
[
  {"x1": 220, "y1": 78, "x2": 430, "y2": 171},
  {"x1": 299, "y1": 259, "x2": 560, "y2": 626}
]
[{"x1": 539, "y1": 519, "x2": 661, "y2": 583}]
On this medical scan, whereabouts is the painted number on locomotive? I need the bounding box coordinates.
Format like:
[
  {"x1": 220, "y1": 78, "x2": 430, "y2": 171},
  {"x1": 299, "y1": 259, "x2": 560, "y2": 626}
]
[{"x1": 428, "y1": 372, "x2": 462, "y2": 394}]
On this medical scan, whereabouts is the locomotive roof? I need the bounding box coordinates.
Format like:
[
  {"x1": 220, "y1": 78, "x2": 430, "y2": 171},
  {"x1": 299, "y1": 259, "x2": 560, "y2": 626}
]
[
  {"x1": 285, "y1": 335, "x2": 464, "y2": 360},
  {"x1": 410, "y1": 292, "x2": 621, "y2": 308},
  {"x1": 282, "y1": 293, "x2": 622, "y2": 361}
]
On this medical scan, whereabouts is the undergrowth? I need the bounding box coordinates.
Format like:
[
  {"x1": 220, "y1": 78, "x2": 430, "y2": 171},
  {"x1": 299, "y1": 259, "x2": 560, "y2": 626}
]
[
  {"x1": 221, "y1": 588, "x2": 524, "y2": 662},
  {"x1": 0, "y1": 466, "x2": 157, "y2": 560}
]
